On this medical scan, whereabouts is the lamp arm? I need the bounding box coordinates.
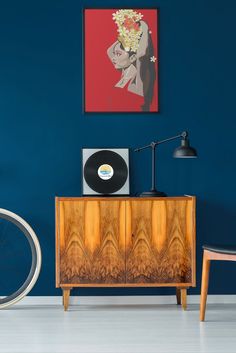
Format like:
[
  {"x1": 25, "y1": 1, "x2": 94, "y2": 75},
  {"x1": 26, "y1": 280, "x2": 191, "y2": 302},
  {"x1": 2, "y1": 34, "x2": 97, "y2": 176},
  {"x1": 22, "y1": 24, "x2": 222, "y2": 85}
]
[
  {"x1": 134, "y1": 131, "x2": 188, "y2": 152},
  {"x1": 157, "y1": 131, "x2": 188, "y2": 146},
  {"x1": 134, "y1": 141, "x2": 158, "y2": 152}
]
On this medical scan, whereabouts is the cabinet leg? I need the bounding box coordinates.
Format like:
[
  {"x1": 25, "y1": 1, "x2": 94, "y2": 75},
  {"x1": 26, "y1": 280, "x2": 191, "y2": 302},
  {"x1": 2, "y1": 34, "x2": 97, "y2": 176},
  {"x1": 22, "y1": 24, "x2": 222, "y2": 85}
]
[
  {"x1": 176, "y1": 288, "x2": 181, "y2": 305},
  {"x1": 181, "y1": 288, "x2": 187, "y2": 310},
  {"x1": 62, "y1": 288, "x2": 71, "y2": 311}
]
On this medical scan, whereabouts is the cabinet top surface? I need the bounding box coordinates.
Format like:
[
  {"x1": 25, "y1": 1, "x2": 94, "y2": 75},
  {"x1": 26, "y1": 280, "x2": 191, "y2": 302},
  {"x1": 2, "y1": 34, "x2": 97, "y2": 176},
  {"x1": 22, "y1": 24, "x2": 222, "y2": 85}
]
[{"x1": 56, "y1": 196, "x2": 195, "y2": 201}]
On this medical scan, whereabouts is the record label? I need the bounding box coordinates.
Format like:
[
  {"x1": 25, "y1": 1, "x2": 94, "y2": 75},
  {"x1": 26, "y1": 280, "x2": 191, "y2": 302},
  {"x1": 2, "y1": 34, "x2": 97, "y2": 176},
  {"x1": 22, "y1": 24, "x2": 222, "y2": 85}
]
[{"x1": 98, "y1": 164, "x2": 114, "y2": 180}]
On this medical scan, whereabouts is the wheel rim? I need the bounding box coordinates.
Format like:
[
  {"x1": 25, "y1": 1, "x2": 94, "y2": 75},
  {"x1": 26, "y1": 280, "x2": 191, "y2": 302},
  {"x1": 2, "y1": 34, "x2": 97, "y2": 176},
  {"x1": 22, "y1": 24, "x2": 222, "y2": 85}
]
[{"x1": 0, "y1": 208, "x2": 41, "y2": 308}]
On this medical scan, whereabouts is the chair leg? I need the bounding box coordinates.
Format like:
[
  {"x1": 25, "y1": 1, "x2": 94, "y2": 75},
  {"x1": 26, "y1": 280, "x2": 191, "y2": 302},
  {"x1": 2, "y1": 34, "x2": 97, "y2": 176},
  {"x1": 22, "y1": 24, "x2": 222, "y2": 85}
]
[{"x1": 200, "y1": 251, "x2": 211, "y2": 321}]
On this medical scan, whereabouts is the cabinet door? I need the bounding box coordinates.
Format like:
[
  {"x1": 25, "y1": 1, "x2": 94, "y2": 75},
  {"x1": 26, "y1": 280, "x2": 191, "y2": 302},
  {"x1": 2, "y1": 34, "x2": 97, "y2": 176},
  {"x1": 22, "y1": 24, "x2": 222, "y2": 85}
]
[
  {"x1": 125, "y1": 199, "x2": 195, "y2": 285},
  {"x1": 57, "y1": 200, "x2": 126, "y2": 285}
]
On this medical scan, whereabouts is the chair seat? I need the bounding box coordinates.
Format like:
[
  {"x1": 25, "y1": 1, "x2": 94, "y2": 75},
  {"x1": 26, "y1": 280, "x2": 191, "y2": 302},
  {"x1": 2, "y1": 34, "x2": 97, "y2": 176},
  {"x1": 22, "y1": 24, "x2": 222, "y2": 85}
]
[{"x1": 203, "y1": 244, "x2": 236, "y2": 255}]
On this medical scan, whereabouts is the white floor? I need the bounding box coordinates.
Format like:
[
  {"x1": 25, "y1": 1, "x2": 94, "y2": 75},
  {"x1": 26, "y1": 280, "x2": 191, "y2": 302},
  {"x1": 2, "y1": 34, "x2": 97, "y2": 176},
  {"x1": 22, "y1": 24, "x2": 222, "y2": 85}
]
[{"x1": 0, "y1": 301, "x2": 236, "y2": 353}]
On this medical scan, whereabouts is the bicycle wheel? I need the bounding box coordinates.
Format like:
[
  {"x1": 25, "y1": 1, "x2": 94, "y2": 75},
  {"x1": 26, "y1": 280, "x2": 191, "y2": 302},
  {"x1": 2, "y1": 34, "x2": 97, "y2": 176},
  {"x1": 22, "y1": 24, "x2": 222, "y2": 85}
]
[{"x1": 0, "y1": 208, "x2": 41, "y2": 309}]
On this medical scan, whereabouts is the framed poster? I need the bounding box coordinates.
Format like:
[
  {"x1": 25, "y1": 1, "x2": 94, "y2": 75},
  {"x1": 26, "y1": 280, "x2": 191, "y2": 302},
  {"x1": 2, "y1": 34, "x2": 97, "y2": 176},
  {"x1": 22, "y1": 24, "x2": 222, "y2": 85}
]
[{"x1": 84, "y1": 8, "x2": 159, "y2": 113}]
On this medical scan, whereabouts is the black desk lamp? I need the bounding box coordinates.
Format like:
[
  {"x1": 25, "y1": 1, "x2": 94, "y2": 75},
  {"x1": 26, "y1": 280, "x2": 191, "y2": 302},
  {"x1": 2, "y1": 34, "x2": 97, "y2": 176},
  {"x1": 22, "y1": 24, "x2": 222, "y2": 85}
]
[{"x1": 134, "y1": 131, "x2": 197, "y2": 197}]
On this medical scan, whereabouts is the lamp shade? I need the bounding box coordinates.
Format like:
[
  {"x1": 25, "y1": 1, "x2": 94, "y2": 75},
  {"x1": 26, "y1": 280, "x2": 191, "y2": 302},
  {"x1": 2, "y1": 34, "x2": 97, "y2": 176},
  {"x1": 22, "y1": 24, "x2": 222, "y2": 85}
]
[{"x1": 173, "y1": 139, "x2": 197, "y2": 158}]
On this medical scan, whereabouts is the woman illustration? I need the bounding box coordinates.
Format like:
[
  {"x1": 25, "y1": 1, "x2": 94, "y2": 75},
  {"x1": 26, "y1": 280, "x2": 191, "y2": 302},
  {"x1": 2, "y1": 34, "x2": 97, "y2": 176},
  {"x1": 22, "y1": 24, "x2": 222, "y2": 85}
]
[{"x1": 107, "y1": 10, "x2": 156, "y2": 112}]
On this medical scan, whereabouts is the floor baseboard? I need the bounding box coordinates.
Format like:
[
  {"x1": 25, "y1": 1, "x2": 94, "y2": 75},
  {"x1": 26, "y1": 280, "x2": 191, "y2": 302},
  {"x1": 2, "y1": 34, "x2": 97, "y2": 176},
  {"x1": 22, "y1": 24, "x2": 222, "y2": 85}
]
[{"x1": 14, "y1": 295, "x2": 236, "y2": 306}]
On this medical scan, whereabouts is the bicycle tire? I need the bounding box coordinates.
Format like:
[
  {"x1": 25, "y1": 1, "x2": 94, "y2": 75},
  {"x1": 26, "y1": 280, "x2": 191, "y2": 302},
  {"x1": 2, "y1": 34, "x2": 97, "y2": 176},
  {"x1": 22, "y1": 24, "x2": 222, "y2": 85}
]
[{"x1": 0, "y1": 208, "x2": 41, "y2": 309}]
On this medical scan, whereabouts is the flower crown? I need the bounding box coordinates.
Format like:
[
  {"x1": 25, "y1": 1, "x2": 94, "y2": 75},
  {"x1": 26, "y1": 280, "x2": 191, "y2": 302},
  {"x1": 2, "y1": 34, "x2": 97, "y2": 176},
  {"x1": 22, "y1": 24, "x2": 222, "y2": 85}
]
[{"x1": 112, "y1": 9, "x2": 143, "y2": 53}]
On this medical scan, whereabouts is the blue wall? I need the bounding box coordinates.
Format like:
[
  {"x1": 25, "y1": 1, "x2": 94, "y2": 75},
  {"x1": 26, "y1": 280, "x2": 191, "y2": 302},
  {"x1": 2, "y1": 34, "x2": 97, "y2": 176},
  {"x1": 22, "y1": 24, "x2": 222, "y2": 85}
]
[{"x1": 0, "y1": 0, "x2": 236, "y2": 296}]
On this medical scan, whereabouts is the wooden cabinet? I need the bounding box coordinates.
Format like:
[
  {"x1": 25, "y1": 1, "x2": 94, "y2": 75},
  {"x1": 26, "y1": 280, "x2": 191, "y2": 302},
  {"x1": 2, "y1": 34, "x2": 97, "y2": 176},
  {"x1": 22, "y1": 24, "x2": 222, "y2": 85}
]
[{"x1": 56, "y1": 196, "x2": 196, "y2": 310}]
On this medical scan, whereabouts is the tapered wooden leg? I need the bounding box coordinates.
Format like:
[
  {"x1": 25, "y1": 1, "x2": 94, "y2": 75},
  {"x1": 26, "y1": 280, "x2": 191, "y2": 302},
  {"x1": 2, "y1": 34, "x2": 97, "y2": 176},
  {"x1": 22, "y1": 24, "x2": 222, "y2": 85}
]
[
  {"x1": 176, "y1": 288, "x2": 181, "y2": 305},
  {"x1": 181, "y1": 288, "x2": 187, "y2": 310},
  {"x1": 62, "y1": 288, "x2": 71, "y2": 311},
  {"x1": 200, "y1": 251, "x2": 211, "y2": 321}
]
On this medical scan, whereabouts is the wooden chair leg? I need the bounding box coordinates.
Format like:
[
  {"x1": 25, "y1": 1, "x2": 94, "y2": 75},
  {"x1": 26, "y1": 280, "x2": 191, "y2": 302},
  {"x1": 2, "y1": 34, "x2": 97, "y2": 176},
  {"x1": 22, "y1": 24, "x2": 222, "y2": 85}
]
[
  {"x1": 200, "y1": 251, "x2": 211, "y2": 321},
  {"x1": 176, "y1": 288, "x2": 181, "y2": 305},
  {"x1": 181, "y1": 288, "x2": 187, "y2": 310},
  {"x1": 62, "y1": 288, "x2": 71, "y2": 311}
]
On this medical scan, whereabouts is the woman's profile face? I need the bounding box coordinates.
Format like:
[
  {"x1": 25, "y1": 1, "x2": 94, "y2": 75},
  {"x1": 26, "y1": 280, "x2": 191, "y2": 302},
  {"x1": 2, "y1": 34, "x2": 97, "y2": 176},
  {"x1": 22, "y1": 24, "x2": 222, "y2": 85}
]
[{"x1": 111, "y1": 42, "x2": 132, "y2": 69}]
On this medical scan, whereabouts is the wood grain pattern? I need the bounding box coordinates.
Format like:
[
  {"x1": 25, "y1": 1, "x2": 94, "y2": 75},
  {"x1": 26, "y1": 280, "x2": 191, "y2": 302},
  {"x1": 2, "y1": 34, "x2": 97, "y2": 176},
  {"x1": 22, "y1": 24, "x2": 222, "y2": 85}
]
[
  {"x1": 126, "y1": 200, "x2": 194, "y2": 284},
  {"x1": 56, "y1": 197, "x2": 196, "y2": 299},
  {"x1": 58, "y1": 200, "x2": 126, "y2": 284}
]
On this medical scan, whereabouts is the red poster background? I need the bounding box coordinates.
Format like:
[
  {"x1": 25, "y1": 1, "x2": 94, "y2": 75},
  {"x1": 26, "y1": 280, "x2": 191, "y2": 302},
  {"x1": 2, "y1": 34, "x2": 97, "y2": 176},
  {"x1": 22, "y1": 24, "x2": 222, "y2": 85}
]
[{"x1": 84, "y1": 9, "x2": 158, "y2": 112}]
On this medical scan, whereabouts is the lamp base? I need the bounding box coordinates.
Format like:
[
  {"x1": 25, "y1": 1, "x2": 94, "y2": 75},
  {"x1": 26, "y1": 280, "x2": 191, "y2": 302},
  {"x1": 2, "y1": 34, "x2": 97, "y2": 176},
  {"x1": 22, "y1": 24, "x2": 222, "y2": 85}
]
[{"x1": 139, "y1": 190, "x2": 167, "y2": 197}]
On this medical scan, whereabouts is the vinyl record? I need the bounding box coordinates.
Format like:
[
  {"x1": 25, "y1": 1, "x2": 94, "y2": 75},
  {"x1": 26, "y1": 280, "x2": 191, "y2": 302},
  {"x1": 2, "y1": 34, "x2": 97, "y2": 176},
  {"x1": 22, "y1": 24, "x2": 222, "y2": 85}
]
[{"x1": 84, "y1": 150, "x2": 128, "y2": 194}]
